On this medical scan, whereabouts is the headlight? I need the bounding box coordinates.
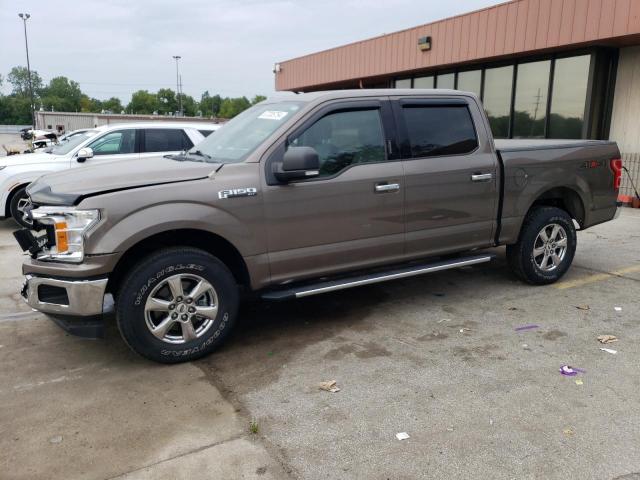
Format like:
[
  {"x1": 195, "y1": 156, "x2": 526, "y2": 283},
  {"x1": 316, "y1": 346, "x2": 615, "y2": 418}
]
[{"x1": 31, "y1": 207, "x2": 100, "y2": 263}]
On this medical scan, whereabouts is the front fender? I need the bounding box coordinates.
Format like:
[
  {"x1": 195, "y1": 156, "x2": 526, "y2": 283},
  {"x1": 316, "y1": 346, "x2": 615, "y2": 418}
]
[{"x1": 84, "y1": 200, "x2": 262, "y2": 258}]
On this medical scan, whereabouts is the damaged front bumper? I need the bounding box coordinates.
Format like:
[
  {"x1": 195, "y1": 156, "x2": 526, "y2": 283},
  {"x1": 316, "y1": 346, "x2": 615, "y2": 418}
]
[{"x1": 21, "y1": 275, "x2": 110, "y2": 338}]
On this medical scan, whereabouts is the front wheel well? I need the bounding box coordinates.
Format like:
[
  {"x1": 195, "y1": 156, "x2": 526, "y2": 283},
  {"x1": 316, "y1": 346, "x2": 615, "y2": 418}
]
[
  {"x1": 529, "y1": 187, "x2": 585, "y2": 227},
  {"x1": 106, "y1": 229, "x2": 250, "y2": 297},
  {"x1": 5, "y1": 183, "x2": 30, "y2": 218}
]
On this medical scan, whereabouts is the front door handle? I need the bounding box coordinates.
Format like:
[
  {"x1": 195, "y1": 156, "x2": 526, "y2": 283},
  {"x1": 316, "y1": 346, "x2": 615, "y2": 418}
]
[
  {"x1": 375, "y1": 183, "x2": 400, "y2": 193},
  {"x1": 471, "y1": 173, "x2": 493, "y2": 182}
]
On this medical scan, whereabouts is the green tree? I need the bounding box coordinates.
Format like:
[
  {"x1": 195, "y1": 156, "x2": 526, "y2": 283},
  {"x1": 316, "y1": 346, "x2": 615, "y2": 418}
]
[
  {"x1": 40, "y1": 76, "x2": 83, "y2": 112},
  {"x1": 102, "y1": 97, "x2": 123, "y2": 113},
  {"x1": 219, "y1": 96, "x2": 251, "y2": 118},
  {"x1": 156, "y1": 88, "x2": 177, "y2": 115},
  {"x1": 200, "y1": 91, "x2": 222, "y2": 117},
  {"x1": 7, "y1": 66, "x2": 43, "y2": 97},
  {"x1": 179, "y1": 93, "x2": 197, "y2": 116},
  {"x1": 127, "y1": 90, "x2": 157, "y2": 114},
  {"x1": 251, "y1": 95, "x2": 267, "y2": 105}
]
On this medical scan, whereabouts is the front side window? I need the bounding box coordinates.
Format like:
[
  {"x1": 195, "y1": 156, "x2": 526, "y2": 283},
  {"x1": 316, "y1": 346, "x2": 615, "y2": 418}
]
[
  {"x1": 402, "y1": 105, "x2": 478, "y2": 158},
  {"x1": 290, "y1": 109, "x2": 386, "y2": 177},
  {"x1": 144, "y1": 129, "x2": 193, "y2": 153},
  {"x1": 88, "y1": 129, "x2": 136, "y2": 155}
]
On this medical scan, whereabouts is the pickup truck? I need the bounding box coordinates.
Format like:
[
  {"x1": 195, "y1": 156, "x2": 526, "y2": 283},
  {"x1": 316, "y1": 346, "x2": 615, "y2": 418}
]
[{"x1": 14, "y1": 90, "x2": 622, "y2": 363}]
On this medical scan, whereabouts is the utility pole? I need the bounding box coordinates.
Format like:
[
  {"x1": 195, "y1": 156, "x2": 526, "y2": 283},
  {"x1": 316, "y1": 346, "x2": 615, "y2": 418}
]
[
  {"x1": 172, "y1": 55, "x2": 182, "y2": 116},
  {"x1": 18, "y1": 13, "x2": 35, "y2": 130}
]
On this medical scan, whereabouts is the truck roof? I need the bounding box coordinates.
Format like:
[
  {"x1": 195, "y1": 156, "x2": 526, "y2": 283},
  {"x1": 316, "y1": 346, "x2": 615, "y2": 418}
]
[{"x1": 266, "y1": 88, "x2": 472, "y2": 104}]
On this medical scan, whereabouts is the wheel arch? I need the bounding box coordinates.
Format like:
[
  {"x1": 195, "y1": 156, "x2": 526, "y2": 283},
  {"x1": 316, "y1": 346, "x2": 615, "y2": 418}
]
[
  {"x1": 5, "y1": 182, "x2": 30, "y2": 218},
  {"x1": 527, "y1": 186, "x2": 586, "y2": 227},
  {"x1": 106, "y1": 229, "x2": 251, "y2": 298}
]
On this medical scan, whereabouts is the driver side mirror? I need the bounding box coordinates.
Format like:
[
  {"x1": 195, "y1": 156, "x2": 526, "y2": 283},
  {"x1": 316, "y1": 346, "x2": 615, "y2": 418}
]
[
  {"x1": 274, "y1": 146, "x2": 320, "y2": 183},
  {"x1": 76, "y1": 147, "x2": 94, "y2": 163}
]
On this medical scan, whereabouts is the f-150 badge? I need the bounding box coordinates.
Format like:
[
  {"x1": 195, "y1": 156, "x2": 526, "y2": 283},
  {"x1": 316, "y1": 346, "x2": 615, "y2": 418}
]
[{"x1": 218, "y1": 188, "x2": 258, "y2": 199}]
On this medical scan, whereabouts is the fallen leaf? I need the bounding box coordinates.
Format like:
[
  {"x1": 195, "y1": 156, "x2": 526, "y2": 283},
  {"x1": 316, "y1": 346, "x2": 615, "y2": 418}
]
[
  {"x1": 597, "y1": 334, "x2": 618, "y2": 344},
  {"x1": 318, "y1": 380, "x2": 340, "y2": 393}
]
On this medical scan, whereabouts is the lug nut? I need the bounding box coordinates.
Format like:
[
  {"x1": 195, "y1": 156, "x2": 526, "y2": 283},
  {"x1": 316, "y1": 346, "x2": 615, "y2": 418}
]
[
  {"x1": 176, "y1": 296, "x2": 183, "y2": 302},
  {"x1": 188, "y1": 306, "x2": 196, "y2": 313},
  {"x1": 186, "y1": 298, "x2": 193, "y2": 304},
  {"x1": 181, "y1": 314, "x2": 188, "y2": 321},
  {"x1": 169, "y1": 304, "x2": 175, "y2": 310},
  {"x1": 171, "y1": 312, "x2": 178, "y2": 319}
]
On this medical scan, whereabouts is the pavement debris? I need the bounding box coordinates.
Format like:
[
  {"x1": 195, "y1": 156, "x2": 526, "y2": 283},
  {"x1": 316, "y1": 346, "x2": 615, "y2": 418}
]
[
  {"x1": 515, "y1": 324, "x2": 539, "y2": 332},
  {"x1": 318, "y1": 380, "x2": 340, "y2": 393},
  {"x1": 395, "y1": 432, "x2": 410, "y2": 441},
  {"x1": 574, "y1": 305, "x2": 590, "y2": 311},
  {"x1": 48, "y1": 435, "x2": 63, "y2": 444},
  {"x1": 563, "y1": 428, "x2": 575, "y2": 437},
  {"x1": 614, "y1": 306, "x2": 622, "y2": 312},
  {"x1": 597, "y1": 334, "x2": 618, "y2": 344},
  {"x1": 599, "y1": 348, "x2": 618, "y2": 355},
  {"x1": 575, "y1": 379, "x2": 584, "y2": 386},
  {"x1": 560, "y1": 365, "x2": 586, "y2": 376}
]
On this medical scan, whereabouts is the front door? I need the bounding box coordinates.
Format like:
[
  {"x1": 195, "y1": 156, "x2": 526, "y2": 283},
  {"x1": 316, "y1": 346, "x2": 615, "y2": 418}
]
[
  {"x1": 392, "y1": 97, "x2": 499, "y2": 258},
  {"x1": 262, "y1": 99, "x2": 405, "y2": 284}
]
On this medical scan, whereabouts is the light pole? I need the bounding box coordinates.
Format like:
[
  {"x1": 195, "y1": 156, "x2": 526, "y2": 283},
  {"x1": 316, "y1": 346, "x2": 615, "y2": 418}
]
[
  {"x1": 18, "y1": 13, "x2": 35, "y2": 130},
  {"x1": 172, "y1": 55, "x2": 183, "y2": 116}
]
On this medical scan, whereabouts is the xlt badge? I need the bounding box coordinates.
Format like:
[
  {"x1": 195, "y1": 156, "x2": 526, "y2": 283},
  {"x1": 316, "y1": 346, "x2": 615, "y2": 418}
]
[{"x1": 218, "y1": 188, "x2": 258, "y2": 199}]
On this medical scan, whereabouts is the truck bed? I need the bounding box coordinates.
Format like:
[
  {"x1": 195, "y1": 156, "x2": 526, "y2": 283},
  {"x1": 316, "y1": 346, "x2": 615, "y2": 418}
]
[{"x1": 494, "y1": 139, "x2": 620, "y2": 245}]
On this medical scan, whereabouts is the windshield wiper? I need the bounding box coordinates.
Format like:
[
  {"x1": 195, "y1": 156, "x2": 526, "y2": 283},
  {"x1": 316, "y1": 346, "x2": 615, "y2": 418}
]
[{"x1": 188, "y1": 150, "x2": 213, "y2": 161}]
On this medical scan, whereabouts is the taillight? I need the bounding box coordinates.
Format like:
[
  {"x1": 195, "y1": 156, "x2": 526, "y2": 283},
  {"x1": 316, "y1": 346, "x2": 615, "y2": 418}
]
[{"x1": 610, "y1": 158, "x2": 622, "y2": 190}]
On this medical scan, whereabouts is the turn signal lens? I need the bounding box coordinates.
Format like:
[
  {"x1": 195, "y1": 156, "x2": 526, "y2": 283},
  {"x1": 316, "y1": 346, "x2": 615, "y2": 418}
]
[{"x1": 54, "y1": 222, "x2": 69, "y2": 252}]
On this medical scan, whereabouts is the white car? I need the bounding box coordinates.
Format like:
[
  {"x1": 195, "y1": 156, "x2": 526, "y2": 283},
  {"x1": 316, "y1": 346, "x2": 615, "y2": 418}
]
[{"x1": 1, "y1": 122, "x2": 220, "y2": 227}]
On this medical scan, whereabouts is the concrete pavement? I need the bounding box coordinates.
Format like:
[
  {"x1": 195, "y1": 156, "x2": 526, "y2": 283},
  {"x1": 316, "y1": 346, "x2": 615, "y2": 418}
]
[{"x1": 1, "y1": 209, "x2": 639, "y2": 479}]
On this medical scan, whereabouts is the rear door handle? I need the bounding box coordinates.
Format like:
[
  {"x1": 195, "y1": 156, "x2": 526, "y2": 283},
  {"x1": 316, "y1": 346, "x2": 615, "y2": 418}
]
[
  {"x1": 471, "y1": 173, "x2": 494, "y2": 182},
  {"x1": 375, "y1": 183, "x2": 400, "y2": 193}
]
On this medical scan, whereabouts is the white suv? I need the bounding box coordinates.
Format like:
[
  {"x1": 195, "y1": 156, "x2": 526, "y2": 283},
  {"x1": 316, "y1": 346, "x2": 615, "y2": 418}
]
[{"x1": 1, "y1": 122, "x2": 220, "y2": 226}]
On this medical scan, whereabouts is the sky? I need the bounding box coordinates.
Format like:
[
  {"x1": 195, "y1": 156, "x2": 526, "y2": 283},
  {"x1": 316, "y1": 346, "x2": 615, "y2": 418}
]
[{"x1": 0, "y1": 0, "x2": 499, "y2": 103}]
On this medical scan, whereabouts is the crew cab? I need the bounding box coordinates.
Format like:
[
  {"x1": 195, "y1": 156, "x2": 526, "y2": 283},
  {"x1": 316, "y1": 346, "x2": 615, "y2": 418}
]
[
  {"x1": 1, "y1": 122, "x2": 220, "y2": 227},
  {"x1": 14, "y1": 90, "x2": 621, "y2": 363}
]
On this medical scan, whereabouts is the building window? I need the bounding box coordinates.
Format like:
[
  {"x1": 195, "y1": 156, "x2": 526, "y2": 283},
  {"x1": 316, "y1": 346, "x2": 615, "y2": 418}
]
[
  {"x1": 483, "y1": 66, "x2": 513, "y2": 139},
  {"x1": 456, "y1": 70, "x2": 482, "y2": 97},
  {"x1": 414, "y1": 76, "x2": 434, "y2": 88},
  {"x1": 436, "y1": 73, "x2": 455, "y2": 89},
  {"x1": 549, "y1": 55, "x2": 591, "y2": 139},
  {"x1": 513, "y1": 60, "x2": 551, "y2": 138},
  {"x1": 395, "y1": 78, "x2": 412, "y2": 88}
]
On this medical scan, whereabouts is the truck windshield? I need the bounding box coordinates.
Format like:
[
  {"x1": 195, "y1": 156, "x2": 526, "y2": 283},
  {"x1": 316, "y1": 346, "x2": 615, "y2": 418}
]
[
  {"x1": 49, "y1": 130, "x2": 98, "y2": 155},
  {"x1": 187, "y1": 101, "x2": 303, "y2": 163}
]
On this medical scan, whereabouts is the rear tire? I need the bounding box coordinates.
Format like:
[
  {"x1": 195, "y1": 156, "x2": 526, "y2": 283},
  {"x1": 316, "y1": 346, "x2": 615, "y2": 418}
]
[
  {"x1": 9, "y1": 187, "x2": 32, "y2": 228},
  {"x1": 116, "y1": 247, "x2": 239, "y2": 363},
  {"x1": 506, "y1": 206, "x2": 576, "y2": 285}
]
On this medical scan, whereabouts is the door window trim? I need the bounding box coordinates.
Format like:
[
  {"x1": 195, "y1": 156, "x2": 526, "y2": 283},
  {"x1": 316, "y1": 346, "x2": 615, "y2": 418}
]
[
  {"x1": 391, "y1": 97, "x2": 480, "y2": 161},
  {"x1": 264, "y1": 99, "x2": 399, "y2": 185}
]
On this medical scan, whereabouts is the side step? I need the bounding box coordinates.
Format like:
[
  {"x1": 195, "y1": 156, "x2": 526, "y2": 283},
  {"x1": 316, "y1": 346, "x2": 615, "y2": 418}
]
[{"x1": 261, "y1": 254, "x2": 494, "y2": 301}]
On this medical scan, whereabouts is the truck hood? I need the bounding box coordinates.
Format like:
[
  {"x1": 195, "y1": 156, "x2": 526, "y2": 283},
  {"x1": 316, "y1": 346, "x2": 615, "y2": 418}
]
[
  {"x1": 27, "y1": 156, "x2": 218, "y2": 206},
  {"x1": 0, "y1": 152, "x2": 66, "y2": 167}
]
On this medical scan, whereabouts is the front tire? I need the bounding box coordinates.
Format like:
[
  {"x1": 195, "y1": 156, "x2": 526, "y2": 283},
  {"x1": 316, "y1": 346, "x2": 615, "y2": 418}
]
[
  {"x1": 116, "y1": 248, "x2": 239, "y2": 363},
  {"x1": 506, "y1": 206, "x2": 577, "y2": 285},
  {"x1": 9, "y1": 187, "x2": 33, "y2": 228}
]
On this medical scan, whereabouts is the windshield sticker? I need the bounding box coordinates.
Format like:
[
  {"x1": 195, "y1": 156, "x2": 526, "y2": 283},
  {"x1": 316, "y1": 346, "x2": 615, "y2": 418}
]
[{"x1": 258, "y1": 110, "x2": 288, "y2": 121}]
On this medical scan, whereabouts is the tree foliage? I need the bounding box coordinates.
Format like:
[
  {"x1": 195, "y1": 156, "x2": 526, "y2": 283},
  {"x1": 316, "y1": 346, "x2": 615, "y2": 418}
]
[{"x1": 1, "y1": 65, "x2": 265, "y2": 124}]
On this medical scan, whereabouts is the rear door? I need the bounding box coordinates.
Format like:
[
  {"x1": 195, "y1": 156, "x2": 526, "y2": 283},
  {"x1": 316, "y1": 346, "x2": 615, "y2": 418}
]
[
  {"x1": 392, "y1": 97, "x2": 499, "y2": 258},
  {"x1": 262, "y1": 98, "x2": 405, "y2": 283},
  {"x1": 78, "y1": 128, "x2": 139, "y2": 165},
  {"x1": 139, "y1": 128, "x2": 194, "y2": 159}
]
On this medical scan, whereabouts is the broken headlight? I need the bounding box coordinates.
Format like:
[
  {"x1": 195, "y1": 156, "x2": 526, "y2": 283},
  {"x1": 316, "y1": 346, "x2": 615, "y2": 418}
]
[{"x1": 31, "y1": 207, "x2": 100, "y2": 263}]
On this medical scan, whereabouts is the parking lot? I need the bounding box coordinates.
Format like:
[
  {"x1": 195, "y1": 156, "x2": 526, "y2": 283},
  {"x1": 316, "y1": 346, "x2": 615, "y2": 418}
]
[{"x1": 1, "y1": 209, "x2": 639, "y2": 480}]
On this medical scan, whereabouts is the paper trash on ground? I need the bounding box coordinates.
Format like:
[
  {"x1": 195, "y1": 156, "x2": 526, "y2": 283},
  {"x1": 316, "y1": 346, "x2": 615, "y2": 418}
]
[
  {"x1": 318, "y1": 380, "x2": 341, "y2": 393},
  {"x1": 396, "y1": 432, "x2": 410, "y2": 441},
  {"x1": 600, "y1": 348, "x2": 618, "y2": 355}
]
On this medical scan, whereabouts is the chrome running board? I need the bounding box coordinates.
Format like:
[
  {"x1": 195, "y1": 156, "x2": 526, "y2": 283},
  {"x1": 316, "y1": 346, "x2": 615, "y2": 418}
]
[{"x1": 261, "y1": 254, "x2": 494, "y2": 301}]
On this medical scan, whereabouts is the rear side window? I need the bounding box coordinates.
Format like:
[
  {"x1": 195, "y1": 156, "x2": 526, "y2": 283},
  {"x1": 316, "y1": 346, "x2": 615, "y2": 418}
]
[
  {"x1": 143, "y1": 129, "x2": 193, "y2": 153},
  {"x1": 402, "y1": 105, "x2": 478, "y2": 158}
]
